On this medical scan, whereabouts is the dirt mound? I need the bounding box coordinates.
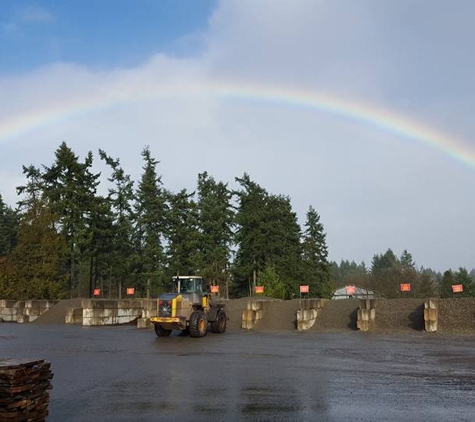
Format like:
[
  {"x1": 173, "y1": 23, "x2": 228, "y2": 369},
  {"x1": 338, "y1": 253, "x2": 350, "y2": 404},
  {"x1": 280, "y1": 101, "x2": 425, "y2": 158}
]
[
  {"x1": 438, "y1": 298, "x2": 475, "y2": 334},
  {"x1": 312, "y1": 299, "x2": 359, "y2": 331},
  {"x1": 220, "y1": 298, "x2": 249, "y2": 331},
  {"x1": 373, "y1": 299, "x2": 425, "y2": 332},
  {"x1": 32, "y1": 298, "x2": 84, "y2": 324},
  {"x1": 253, "y1": 299, "x2": 300, "y2": 332}
]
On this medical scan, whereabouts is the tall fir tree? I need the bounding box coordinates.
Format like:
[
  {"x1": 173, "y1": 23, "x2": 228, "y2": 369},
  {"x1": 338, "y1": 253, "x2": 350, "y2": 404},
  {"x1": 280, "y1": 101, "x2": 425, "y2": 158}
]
[
  {"x1": 233, "y1": 174, "x2": 301, "y2": 297},
  {"x1": 195, "y1": 172, "x2": 234, "y2": 289},
  {"x1": 41, "y1": 143, "x2": 100, "y2": 297},
  {"x1": 99, "y1": 150, "x2": 136, "y2": 296},
  {"x1": 301, "y1": 206, "x2": 333, "y2": 298},
  {"x1": 0, "y1": 194, "x2": 18, "y2": 257},
  {"x1": 166, "y1": 189, "x2": 200, "y2": 281},
  {"x1": 0, "y1": 200, "x2": 68, "y2": 299},
  {"x1": 134, "y1": 146, "x2": 168, "y2": 294}
]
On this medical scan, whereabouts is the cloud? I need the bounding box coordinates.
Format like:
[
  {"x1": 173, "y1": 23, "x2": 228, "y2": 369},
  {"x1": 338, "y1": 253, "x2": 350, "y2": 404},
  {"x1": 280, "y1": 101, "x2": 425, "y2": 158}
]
[
  {"x1": 1, "y1": 0, "x2": 475, "y2": 271},
  {"x1": 18, "y1": 6, "x2": 54, "y2": 24},
  {"x1": 1, "y1": 22, "x2": 17, "y2": 35},
  {"x1": 1, "y1": 6, "x2": 54, "y2": 36}
]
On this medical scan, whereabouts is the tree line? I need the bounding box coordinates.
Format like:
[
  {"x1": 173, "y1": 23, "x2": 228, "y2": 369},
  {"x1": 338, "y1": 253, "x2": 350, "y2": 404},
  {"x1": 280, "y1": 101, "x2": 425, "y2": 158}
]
[
  {"x1": 332, "y1": 249, "x2": 475, "y2": 298},
  {"x1": 0, "y1": 142, "x2": 331, "y2": 300}
]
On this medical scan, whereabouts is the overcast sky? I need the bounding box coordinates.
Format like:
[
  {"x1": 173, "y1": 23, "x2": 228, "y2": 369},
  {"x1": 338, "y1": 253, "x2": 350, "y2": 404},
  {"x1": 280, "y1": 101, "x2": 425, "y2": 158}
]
[{"x1": 1, "y1": 0, "x2": 475, "y2": 272}]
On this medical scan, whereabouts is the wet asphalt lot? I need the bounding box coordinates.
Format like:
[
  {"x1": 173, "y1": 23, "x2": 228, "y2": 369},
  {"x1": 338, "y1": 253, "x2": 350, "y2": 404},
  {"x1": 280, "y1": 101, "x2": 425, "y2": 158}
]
[{"x1": 2, "y1": 324, "x2": 475, "y2": 421}]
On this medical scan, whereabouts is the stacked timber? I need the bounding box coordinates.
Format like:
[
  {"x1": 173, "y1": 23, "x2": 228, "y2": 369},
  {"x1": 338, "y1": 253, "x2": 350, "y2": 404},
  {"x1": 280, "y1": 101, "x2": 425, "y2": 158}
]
[{"x1": 0, "y1": 359, "x2": 53, "y2": 421}]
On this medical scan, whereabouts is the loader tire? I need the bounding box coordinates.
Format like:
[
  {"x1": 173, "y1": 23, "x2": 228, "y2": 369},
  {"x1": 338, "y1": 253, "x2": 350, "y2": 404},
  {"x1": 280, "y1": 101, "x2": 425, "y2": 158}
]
[
  {"x1": 154, "y1": 324, "x2": 172, "y2": 337},
  {"x1": 211, "y1": 309, "x2": 227, "y2": 334},
  {"x1": 189, "y1": 311, "x2": 208, "y2": 338}
]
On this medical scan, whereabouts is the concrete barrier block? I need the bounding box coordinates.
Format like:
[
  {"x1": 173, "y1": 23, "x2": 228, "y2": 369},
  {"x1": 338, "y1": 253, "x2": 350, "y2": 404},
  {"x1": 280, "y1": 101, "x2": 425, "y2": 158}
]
[
  {"x1": 424, "y1": 299, "x2": 438, "y2": 309},
  {"x1": 241, "y1": 319, "x2": 254, "y2": 330},
  {"x1": 65, "y1": 308, "x2": 82, "y2": 324},
  {"x1": 242, "y1": 309, "x2": 254, "y2": 322},
  {"x1": 137, "y1": 318, "x2": 151, "y2": 329},
  {"x1": 358, "y1": 309, "x2": 370, "y2": 321},
  {"x1": 17, "y1": 315, "x2": 30, "y2": 324},
  {"x1": 25, "y1": 307, "x2": 43, "y2": 316},
  {"x1": 82, "y1": 308, "x2": 95, "y2": 318},
  {"x1": 0, "y1": 300, "x2": 17, "y2": 308},
  {"x1": 0, "y1": 308, "x2": 18, "y2": 316},
  {"x1": 1, "y1": 314, "x2": 16, "y2": 322},
  {"x1": 357, "y1": 319, "x2": 373, "y2": 331},
  {"x1": 254, "y1": 310, "x2": 264, "y2": 320},
  {"x1": 424, "y1": 308, "x2": 438, "y2": 322},
  {"x1": 251, "y1": 301, "x2": 264, "y2": 311},
  {"x1": 370, "y1": 308, "x2": 376, "y2": 320},
  {"x1": 297, "y1": 318, "x2": 317, "y2": 331}
]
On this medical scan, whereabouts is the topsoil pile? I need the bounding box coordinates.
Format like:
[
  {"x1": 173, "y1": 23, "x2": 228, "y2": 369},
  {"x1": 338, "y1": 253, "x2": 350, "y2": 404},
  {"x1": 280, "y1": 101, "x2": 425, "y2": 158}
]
[
  {"x1": 253, "y1": 299, "x2": 301, "y2": 332},
  {"x1": 373, "y1": 298, "x2": 425, "y2": 333},
  {"x1": 312, "y1": 299, "x2": 359, "y2": 331},
  {"x1": 32, "y1": 298, "x2": 83, "y2": 325},
  {"x1": 437, "y1": 297, "x2": 475, "y2": 335}
]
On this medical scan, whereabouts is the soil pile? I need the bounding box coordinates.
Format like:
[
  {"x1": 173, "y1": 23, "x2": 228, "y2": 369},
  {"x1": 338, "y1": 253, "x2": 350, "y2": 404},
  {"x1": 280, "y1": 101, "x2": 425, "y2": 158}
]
[
  {"x1": 373, "y1": 298, "x2": 425, "y2": 332},
  {"x1": 32, "y1": 298, "x2": 83, "y2": 325},
  {"x1": 438, "y1": 298, "x2": 475, "y2": 334},
  {"x1": 253, "y1": 299, "x2": 300, "y2": 332},
  {"x1": 312, "y1": 299, "x2": 359, "y2": 331},
  {"x1": 220, "y1": 298, "x2": 249, "y2": 331}
]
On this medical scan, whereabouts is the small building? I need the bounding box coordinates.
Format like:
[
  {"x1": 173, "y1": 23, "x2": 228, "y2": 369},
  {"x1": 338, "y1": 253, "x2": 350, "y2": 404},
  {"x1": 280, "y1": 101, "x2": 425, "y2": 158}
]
[{"x1": 332, "y1": 286, "x2": 375, "y2": 300}]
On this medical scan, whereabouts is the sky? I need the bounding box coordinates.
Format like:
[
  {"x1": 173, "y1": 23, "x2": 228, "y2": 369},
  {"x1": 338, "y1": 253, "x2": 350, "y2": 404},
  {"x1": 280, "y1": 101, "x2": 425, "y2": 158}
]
[{"x1": 1, "y1": 0, "x2": 475, "y2": 272}]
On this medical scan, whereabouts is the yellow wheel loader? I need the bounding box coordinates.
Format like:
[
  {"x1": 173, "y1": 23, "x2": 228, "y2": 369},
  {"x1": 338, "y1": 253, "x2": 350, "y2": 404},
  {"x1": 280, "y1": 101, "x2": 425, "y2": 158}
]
[{"x1": 150, "y1": 276, "x2": 227, "y2": 338}]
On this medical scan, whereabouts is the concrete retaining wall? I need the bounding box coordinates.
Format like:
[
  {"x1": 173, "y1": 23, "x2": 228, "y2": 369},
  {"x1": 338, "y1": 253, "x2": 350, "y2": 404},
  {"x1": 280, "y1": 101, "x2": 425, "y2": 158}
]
[
  {"x1": 296, "y1": 299, "x2": 326, "y2": 331},
  {"x1": 357, "y1": 299, "x2": 376, "y2": 331},
  {"x1": 81, "y1": 299, "x2": 145, "y2": 326},
  {"x1": 0, "y1": 300, "x2": 57, "y2": 323},
  {"x1": 65, "y1": 307, "x2": 83, "y2": 325}
]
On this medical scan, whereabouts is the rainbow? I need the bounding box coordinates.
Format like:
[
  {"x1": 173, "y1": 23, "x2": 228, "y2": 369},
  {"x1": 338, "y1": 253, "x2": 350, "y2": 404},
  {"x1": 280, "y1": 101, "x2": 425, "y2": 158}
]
[{"x1": 1, "y1": 79, "x2": 474, "y2": 168}]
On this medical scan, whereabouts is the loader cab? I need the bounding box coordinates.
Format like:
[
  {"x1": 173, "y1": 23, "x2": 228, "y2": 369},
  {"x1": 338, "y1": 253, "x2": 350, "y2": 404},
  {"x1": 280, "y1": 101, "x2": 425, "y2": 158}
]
[{"x1": 173, "y1": 276, "x2": 204, "y2": 299}]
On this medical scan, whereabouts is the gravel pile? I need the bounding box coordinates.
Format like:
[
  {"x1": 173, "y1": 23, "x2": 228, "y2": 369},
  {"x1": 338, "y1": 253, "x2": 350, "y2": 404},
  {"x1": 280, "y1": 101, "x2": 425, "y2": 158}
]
[
  {"x1": 253, "y1": 299, "x2": 300, "y2": 332},
  {"x1": 438, "y1": 298, "x2": 475, "y2": 335},
  {"x1": 312, "y1": 299, "x2": 359, "y2": 331},
  {"x1": 373, "y1": 298, "x2": 425, "y2": 333},
  {"x1": 32, "y1": 299, "x2": 84, "y2": 325}
]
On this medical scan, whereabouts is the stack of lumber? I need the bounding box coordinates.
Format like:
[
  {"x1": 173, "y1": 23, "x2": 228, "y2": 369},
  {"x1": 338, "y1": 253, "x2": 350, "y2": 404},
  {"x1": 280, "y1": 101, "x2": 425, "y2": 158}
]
[{"x1": 0, "y1": 359, "x2": 53, "y2": 421}]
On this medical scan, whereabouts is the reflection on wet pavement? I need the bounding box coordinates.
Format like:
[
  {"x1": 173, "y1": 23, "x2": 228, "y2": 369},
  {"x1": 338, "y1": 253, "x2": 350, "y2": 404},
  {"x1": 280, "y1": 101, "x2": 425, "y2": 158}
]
[{"x1": 2, "y1": 324, "x2": 475, "y2": 421}]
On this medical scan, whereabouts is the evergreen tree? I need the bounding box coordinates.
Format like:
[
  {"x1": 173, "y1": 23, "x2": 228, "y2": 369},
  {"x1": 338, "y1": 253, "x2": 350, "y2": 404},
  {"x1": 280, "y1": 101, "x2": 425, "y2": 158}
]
[
  {"x1": 166, "y1": 189, "x2": 200, "y2": 280},
  {"x1": 0, "y1": 194, "x2": 18, "y2": 257},
  {"x1": 195, "y1": 172, "x2": 234, "y2": 290},
  {"x1": 301, "y1": 206, "x2": 333, "y2": 298},
  {"x1": 233, "y1": 174, "x2": 269, "y2": 295},
  {"x1": 413, "y1": 272, "x2": 436, "y2": 298},
  {"x1": 41, "y1": 142, "x2": 101, "y2": 296},
  {"x1": 0, "y1": 200, "x2": 68, "y2": 299},
  {"x1": 439, "y1": 270, "x2": 455, "y2": 298},
  {"x1": 233, "y1": 174, "x2": 301, "y2": 297},
  {"x1": 134, "y1": 146, "x2": 168, "y2": 294},
  {"x1": 257, "y1": 264, "x2": 287, "y2": 299},
  {"x1": 370, "y1": 249, "x2": 401, "y2": 298},
  {"x1": 400, "y1": 250, "x2": 415, "y2": 270},
  {"x1": 454, "y1": 267, "x2": 475, "y2": 297},
  {"x1": 99, "y1": 150, "x2": 136, "y2": 296}
]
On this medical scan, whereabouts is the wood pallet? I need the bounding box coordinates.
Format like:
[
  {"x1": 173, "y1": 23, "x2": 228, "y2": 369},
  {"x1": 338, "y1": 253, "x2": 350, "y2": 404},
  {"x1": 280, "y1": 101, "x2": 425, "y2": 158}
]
[{"x1": 0, "y1": 359, "x2": 53, "y2": 422}]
